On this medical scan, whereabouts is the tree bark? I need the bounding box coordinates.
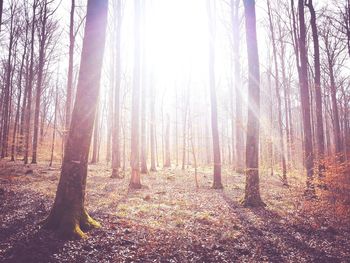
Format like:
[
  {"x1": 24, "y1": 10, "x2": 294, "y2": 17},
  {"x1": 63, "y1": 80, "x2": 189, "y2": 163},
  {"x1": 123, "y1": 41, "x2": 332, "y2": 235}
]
[
  {"x1": 130, "y1": 0, "x2": 142, "y2": 189},
  {"x1": 111, "y1": 0, "x2": 122, "y2": 178},
  {"x1": 267, "y1": 1, "x2": 287, "y2": 185},
  {"x1": 306, "y1": 0, "x2": 325, "y2": 173},
  {"x1": 43, "y1": 0, "x2": 108, "y2": 239},
  {"x1": 65, "y1": 0, "x2": 75, "y2": 138},
  {"x1": 207, "y1": 0, "x2": 223, "y2": 189},
  {"x1": 32, "y1": 0, "x2": 49, "y2": 164},
  {"x1": 231, "y1": 0, "x2": 244, "y2": 173},
  {"x1": 24, "y1": 0, "x2": 37, "y2": 164},
  {"x1": 164, "y1": 114, "x2": 171, "y2": 167},
  {"x1": 298, "y1": 0, "x2": 315, "y2": 196},
  {"x1": 242, "y1": 0, "x2": 264, "y2": 206}
]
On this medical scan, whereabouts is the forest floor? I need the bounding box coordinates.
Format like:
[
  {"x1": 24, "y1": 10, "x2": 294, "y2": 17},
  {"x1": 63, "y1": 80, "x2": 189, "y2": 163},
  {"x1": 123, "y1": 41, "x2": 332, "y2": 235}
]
[{"x1": 0, "y1": 160, "x2": 350, "y2": 263}]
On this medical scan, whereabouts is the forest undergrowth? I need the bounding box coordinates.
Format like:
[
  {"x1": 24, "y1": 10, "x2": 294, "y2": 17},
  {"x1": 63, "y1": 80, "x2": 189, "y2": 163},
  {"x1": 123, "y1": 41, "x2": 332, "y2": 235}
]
[{"x1": 0, "y1": 160, "x2": 349, "y2": 262}]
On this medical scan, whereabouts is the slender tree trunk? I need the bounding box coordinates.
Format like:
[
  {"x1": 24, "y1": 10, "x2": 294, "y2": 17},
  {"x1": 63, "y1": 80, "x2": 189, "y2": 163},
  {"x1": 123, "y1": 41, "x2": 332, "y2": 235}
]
[
  {"x1": 267, "y1": 1, "x2": 287, "y2": 184},
  {"x1": 32, "y1": 1, "x2": 49, "y2": 164},
  {"x1": 130, "y1": 0, "x2": 142, "y2": 189},
  {"x1": 164, "y1": 114, "x2": 171, "y2": 167},
  {"x1": 24, "y1": 1, "x2": 36, "y2": 164},
  {"x1": 43, "y1": 0, "x2": 108, "y2": 238},
  {"x1": 1, "y1": 7, "x2": 15, "y2": 159},
  {"x1": 207, "y1": 0, "x2": 223, "y2": 189},
  {"x1": 149, "y1": 76, "x2": 156, "y2": 172},
  {"x1": 298, "y1": 0, "x2": 315, "y2": 195},
  {"x1": 111, "y1": 0, "x2": 122, "y2": 178},
  {"x1": 306, "y1": 0, "x2": 325, "y2": 174},
  {"x1": 65, "y1": 0, "x2": 75, "y2": 139},
  {"x1": 231, "y1": 0, "x2": 244, "y2": 173},
  {"x1": 11, "y1": 29, "x2": 28, "y2": 161},
  {"x1": 50, "y1": 79, "x2": 59, "y2": 167},
  {"x1": 242, "y1": 0, "x2": 264, "y2": 206}
]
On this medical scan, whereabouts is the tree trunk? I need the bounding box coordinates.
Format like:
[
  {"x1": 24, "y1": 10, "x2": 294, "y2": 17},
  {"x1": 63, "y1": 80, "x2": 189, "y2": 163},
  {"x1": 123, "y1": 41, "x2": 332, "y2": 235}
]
[
  {"x1": 242, "y1": 0, "x2": 264, "y2": 206},
  {"x1": 1, "y1": 6, "x2": 15, "y2": 159},
  {"x1": 267, "y1": 1, "x2": 287, "y2": 185},
  {"x1": 149, "y1": 76, "x2": 157, "y2": 172},
  {"x1": 130, "y1": 0, "x2": 142, "y2": 189},
  {"x1": 298, "y1": 0, "x2": 315, "y2": 196},
  {"x1": 65, "y1": 0, "x2": 75, "y2": 139},
  {"x1": 43, "y1": 0, "x2": 108, "y2": 239},
  {"x1": 207, "y1": 0, "x2": 223, "y2": 189},
  {"x1": 306, "y1": 0, "x2": 325, "y2": 173},
  {"x1": 24, "y1": 0, "x2": 37, "y2": 164},
  {"x1": 111, "y1": 0, "x2": 122, "y2": 178},
  {"x1": 164, "y1": 114, "x2": 171, "y2": 167},
  {"x1": 32, "y1": 1, "x2": 49, "y2": 164},
  {"x1": 231, "y1": 0, "x2": 244, "y2": 173}
]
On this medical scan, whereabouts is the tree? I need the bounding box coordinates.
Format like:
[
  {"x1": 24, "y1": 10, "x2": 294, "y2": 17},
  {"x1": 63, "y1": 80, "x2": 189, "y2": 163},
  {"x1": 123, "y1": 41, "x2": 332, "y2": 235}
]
[
  {"x1": 298, "y1": 0, "x2": 315, "y2": 196},
  {"x1": 242, "y1": 0, "x2": 264, "y2": 207},
  {"x1": 130, "y1": 0, "x2": 142, "y2": 189},
  {"x1": 32, "y1": 0, "x2": 57, "y2": 163},
  {"x1": 111, "y1": 0, "x2": 122, "y2": 178},
  {"x1": 230, "y1": 0, "x2": 244, "y2": 173},
  {"x1": 23, "y1": 0, "x2": 37, "y2": 164},
  {"x1": 43, "y1": 0, "x2": 108, "y2": 238},
  {"x1": 207, "y1": 0, "x2": 223, "y2": 189},
  {"x1": 321, "y1": 16, "x2": 344, "y2": 156},
  {"x1": 65, "y1": 0, "x2": 75, "y2": 137},
  {"x1": 267, "y1": 1, "x2": 287, "y2": 185},
  {"x1": 0, "y1": 0, "x2": 3, "y2": 32},
  {"x1": 164, "y1": 114, "x2": 171, "y2": 167},
  {"x1": 305, "y1": 0, "x2": 325, "y2": 173}
]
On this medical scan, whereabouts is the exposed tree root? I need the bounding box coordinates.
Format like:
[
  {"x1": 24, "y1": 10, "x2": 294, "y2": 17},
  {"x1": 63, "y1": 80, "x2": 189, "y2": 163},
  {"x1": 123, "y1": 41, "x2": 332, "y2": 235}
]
[{"x1": 43, "y1": 209, "x2": 100, "y2": 239}]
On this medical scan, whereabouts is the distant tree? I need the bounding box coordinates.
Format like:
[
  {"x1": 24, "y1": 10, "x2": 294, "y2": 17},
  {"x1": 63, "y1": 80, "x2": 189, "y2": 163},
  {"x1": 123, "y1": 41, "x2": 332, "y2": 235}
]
[
  {"x1": 320, "y1": 16, "x2": 345, "y2": 156},
  {"x1": 149, "y1": 75, "x2": 157, "y2": 172},
  {"x1": 267, "y1": 1, "x2": 287, "y2": 185},
  {"x1": 111, "y1": 0, "x2": 122, "y2": 178},
  {"x1": 207, "y1": 0, "x2": 223, "y2": 189},
  {"x1": 230, "y1": 0, "x2": 244, "y2": 173},
  {"x1": 32, "y1": 0, "x2": 58, "y2": 163},
  {"x1": 164, "y1": 114, "x2": 171, "y2": 167},
  {"x1": 242, "y1": 0, "x2": 264, "y2": 206},
  {"x1": 23, "y1": 0, "x2": 37, "y2": 164},
  {"x1": 43, "y1": 0, "x2": 108, "y2": 238},
  {"x1": 130, "y1": 0, "x2": 142, "y2": 189}
]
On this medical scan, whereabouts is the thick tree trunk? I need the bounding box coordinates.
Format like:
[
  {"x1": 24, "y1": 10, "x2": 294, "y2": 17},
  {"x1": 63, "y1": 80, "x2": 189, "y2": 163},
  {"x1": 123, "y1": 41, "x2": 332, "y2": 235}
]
[
  {"x1": 43, "y1": 0, "x2": 108, "y2": 239},
  {"x1": 242, "y1": 0, "x2": 264, "y2": 206},
  {"x1": 130, "y1": 0, "x2": 142, "y2": 189}
]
